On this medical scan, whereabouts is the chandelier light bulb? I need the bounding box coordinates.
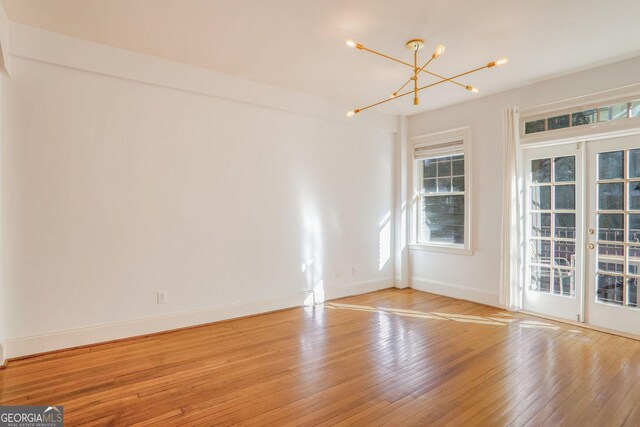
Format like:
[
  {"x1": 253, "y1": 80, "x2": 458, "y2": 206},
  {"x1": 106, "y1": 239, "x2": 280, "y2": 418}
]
[
  {"x1": 347, "y1": 110, "x2": 355, "y2": 117},
  {"x1": 346, "y1": 39, "x2": 357, "y2": 48},
  {"x1": 390, "y1": 93, "x2": 397, "y2": 98},
  {"x1": 433, "y1": 45, "x2": 446, "y2": 58},
  {"x1": 496, "y1": 57, "x2": 509, "y2": 66},
  {"x1": 466, "y1": 85, "x2": 479, "y2": 94}
]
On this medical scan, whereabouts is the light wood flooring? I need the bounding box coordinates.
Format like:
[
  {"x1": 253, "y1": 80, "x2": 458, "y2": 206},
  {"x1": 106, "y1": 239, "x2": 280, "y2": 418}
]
[{"x1": 1, "y1": 288, "x2": 640, "y2": 426}]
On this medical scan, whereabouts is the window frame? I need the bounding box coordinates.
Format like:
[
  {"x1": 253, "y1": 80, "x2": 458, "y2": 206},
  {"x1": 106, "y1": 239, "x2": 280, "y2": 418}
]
[{"x1": 409, "y1": 126, "x2": 473, "y2": 255}]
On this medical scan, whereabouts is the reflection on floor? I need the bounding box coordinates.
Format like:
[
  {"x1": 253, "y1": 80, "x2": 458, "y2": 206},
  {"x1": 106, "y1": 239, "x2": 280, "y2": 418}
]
[{"x1": 1, "y1": 288, "x2": 639, "y2": 426}]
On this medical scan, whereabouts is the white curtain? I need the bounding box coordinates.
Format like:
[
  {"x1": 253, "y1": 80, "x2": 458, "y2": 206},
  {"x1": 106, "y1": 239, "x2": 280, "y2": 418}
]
[{"x1": 500, "y1": 107, "x2": 524, "y2": 310}]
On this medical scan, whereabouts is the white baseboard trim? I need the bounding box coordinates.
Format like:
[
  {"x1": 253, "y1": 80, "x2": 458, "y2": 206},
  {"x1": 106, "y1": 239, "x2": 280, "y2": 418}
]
[
  {"x1": 411, "y1": 277, "x2": 502, "y2": 308},
  {"x1": 0, "y1": 342, "x2": 5, "y2": 366},
  {"x1": 4, "y1": 279, "x2": 392, "y2": 360}
]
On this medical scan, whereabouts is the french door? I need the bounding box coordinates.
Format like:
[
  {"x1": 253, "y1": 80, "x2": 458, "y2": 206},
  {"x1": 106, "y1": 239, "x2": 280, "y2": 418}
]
[
  {"x1": 524, "y1": 144, "x2": 583, "y2": 321},
  {"x1": 586, "y1": 135, "x2": 640, "y2": 335},
  {"x1": 523, "y1": 134, "x2": 640, "y2": 335}
]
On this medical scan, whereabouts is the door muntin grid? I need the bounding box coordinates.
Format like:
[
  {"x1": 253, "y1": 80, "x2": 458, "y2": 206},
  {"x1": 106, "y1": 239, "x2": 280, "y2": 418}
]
[
  {"x1": 595, "y1": 149, "x2": 640, "y2": 308},
  {"x1": 529, "y1": 155, "x2": 577, "y2": 298}
]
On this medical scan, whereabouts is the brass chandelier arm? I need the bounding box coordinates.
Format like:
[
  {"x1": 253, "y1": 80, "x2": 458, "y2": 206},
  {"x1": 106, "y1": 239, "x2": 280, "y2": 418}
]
[
  {"x1": 353, "y1": 64, "x2": 490, "y2": 114},
  {"x1": 359, "y1": 46, "x2": 414, "y2": 68},
  {"x1": 393, "y1": 55, "x2": 438, "y2": 97}
]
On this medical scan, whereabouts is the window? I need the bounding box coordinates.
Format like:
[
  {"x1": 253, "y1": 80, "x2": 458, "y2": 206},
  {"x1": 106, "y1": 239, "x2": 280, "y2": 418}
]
[
  {"x1": 411, "y1": 127, "x2": 472, "y2": 255},
  {"x1": 522, "y1": 98, "x2": 640, "y2": 136}
]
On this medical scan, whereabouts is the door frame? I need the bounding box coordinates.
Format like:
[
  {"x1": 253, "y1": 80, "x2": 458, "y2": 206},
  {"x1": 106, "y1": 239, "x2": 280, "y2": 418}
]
[
  {"x1": 522, "y1": 142, "x2": 585, "y2": 322},
  {"x1": 516, "y1": 125, "x2": 640, "y2": 331}
]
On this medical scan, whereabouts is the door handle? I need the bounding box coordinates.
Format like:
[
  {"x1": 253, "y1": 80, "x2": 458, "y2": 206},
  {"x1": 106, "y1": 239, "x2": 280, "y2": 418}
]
[
  {"x1": 587, "y1": 243, "x2": 595, "y2": 249},
  {"x1": 588, "y1": 228, "x2": 595, "y2": 235}
]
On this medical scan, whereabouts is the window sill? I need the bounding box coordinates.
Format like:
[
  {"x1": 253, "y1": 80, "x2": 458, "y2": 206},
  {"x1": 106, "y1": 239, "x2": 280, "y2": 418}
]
[{"x1": 409, "y1": 243, "x2": 474, "y2": 256}]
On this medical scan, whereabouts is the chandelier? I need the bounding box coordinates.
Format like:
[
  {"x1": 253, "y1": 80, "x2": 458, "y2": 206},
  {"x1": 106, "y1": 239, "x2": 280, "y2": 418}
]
[{"x1": 345, "y1": 38, "x2": 508, "y2": 116}]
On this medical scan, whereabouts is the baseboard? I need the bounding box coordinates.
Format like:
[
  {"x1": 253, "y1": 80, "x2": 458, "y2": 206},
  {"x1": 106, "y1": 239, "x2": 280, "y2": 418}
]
[
  {"x1": 411, "y1": 277, "x2": 502, "y2": 308},
  {"x1": 0, "y1": 342, "x2": 5, "y2": 368},
  {"x1": 4, "y1": 278, "x2": 393, "y2": 360}
]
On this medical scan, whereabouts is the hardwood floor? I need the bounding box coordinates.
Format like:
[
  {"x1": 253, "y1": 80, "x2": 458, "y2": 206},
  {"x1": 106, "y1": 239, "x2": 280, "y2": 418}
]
[{"x1": 1, "y1": 288, "x2": 640, "y2": 426}]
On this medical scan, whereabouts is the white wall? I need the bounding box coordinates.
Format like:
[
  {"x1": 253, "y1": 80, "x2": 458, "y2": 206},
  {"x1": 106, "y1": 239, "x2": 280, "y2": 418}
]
[
  {"x1": 408, "y1": 55, "x2": 640, "y2": 307},
  {"x1": 1, "y1": 26, "x2": 396, "y2": 358}
]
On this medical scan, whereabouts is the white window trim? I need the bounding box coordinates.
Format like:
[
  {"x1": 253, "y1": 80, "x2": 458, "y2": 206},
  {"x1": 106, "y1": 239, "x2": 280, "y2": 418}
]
[{"x1": 408, "y1": 126, "x2": 473, "y2": 256}]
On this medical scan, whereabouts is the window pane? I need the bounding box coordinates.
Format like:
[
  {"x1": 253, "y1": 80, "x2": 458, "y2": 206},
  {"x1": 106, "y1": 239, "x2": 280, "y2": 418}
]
[
  {"x1": 555, "y1": 241, "x2": 575, "y2": 268},
  {"x1": 525, "y1": 120, "x2": 545, "y2": 134},
  {"x1": 555, "y1": 213, "x2": 575, "y2": 239},
  {"x1": 631, "y1": 101, "x2": 640, "y2": 118},
  {"x1": 572, "y1": 110, "x2": 595, "y2": 126},
  {"x1": 438, "y1": 160, "x2": 451, "y2": 176},
  {"x1": 598, "y1": 107, "x2": 611, "y2": 122},
  {"x1": 629, "y1": 214, "x2": 640, "y2": 243},
  {"x1": 554, "y1": 269, "x2": 574, "y2": 297},
  {"x1": 424, "y1": 160, "x2": 437, "y2": 178},
  {"x1": 452, "y1": 176, "x2": 464, "y2": 192},
  {"x1": 628, "y1": 278, "x2": 638, "y2": 308},
  {"x1": 597, "y1": 274, "x2": 623, "y2": 305},
  {"x1": 531, "y1": 158, "x2": 551, "y2": 183},
  {"x1": 629, "y1": 149, "x2": 640, "y2": 178},
  {"x1": 531, "y1": 186, "x2": 551, "y2": 210},
  {"x1": 437, "y1": 178, "x2": 451, "y2": 193},
  {"x1": 554, "y1": 156, "x2": 575, "y2": 182},
  {"x1": 530, "y1": 239, "x2": 551, "y2": 264},
  {"x1": 611, "y1": 103, "x2": 629, "y2": 120},
  {"x1": 424, "y1": 178, "x2": 437, "y2": 193},
  {"x1": 598, "y1": 151, "x2": 624, "y2": 180},
  {"x1": 452, "y1": 159, "x2": 464, "y2": 176},
  {"x1": 555, "y1": 185, "x2": 575, "y2": 210},
  {"x1": 547, "y1": 114, "x2": 570, "y2": 130},
  {"x1": 530, "y1": 266, "x2": 551, "y2": 293},
  {"x1": 422, "y1": 195, "x2": 464, "y2": 244},
  {"x1": 598, "y1": 214, "x2": 624, "y2": 242},
  {"x1": 598, "y1": 182, "x2": 624, "y2": 211},
  {"x1": 531, "y1": 213, "x2": 551, "y2": 237}
]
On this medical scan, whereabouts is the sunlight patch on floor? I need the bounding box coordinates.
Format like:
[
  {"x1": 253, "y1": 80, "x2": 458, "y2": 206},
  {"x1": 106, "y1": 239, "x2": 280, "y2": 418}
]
[{"x1": 323, "y1": 302, "x2": 563, "y2": 330}]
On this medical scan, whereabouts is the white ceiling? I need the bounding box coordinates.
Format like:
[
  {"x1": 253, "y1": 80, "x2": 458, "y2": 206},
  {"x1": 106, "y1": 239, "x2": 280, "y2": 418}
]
[{"x1": 3, "y1": 0, "x2": 640, "y2": 116}]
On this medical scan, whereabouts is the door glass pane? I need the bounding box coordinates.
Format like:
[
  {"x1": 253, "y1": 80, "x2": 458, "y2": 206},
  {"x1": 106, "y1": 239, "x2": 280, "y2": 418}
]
[
  {"x1": 598, "y1": 182, "x2": 624, "y2": 210},
  {"x1": 531, "y1": 213, "x2": 551, "y2": 237},
  {"x1": 555, "y1": 213, "x2": 575, "y2": 239},
  {"x1": 555, "y1": 185, "x2": 575, "y2": 209},
  {"x1": 531, "y1": 186, "x2": 551, "y2": 210},
  {"x1": 629, "y1": 214, "x2": 640, "y2": 243},
  {"x1": 554, "y1": 156, "x2": 575, "y2": 182},
  {"x1": 530, "y1": 239, "x2": 551, "y2": 264},
  {"x1": 530, "y1": 266, "x2": 551, "y2": 293},
  {"x1": 598, "y1": 214, "x2": 624, "y2": 242},
  {"x1": 597, "y1": 274, "x2": 624, "y2": 305},
  {"x1": 531, "y1": 158, "x2": 551, "y2": 183},
  {"x1": 598, "y1": 151, "x2": 624, "y2": 180},
  {"x1": 628, "y1": 278, "x2": 638, "y2": 308},
  {"x1": 555, "y1": 241, "x2": 575, "y2": 268},
  {"x1": 554, "y1": 269, "x2": 574, "y2": 297},
  {"x1": 629, "y1": 182, "x2": 640, "y2": 210},
  {"x1": 628, "y1": 246, "x2": 640, "y2": 275}
]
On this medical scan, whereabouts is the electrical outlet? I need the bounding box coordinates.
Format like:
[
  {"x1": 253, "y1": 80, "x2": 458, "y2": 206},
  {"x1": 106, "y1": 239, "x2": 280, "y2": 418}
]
[
  {"x1": 157, "y1": 291, "x2": 167, "y2": 304},
  {"x1": 352, "y1": 266, "x2": 358, "y2": 276}
]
